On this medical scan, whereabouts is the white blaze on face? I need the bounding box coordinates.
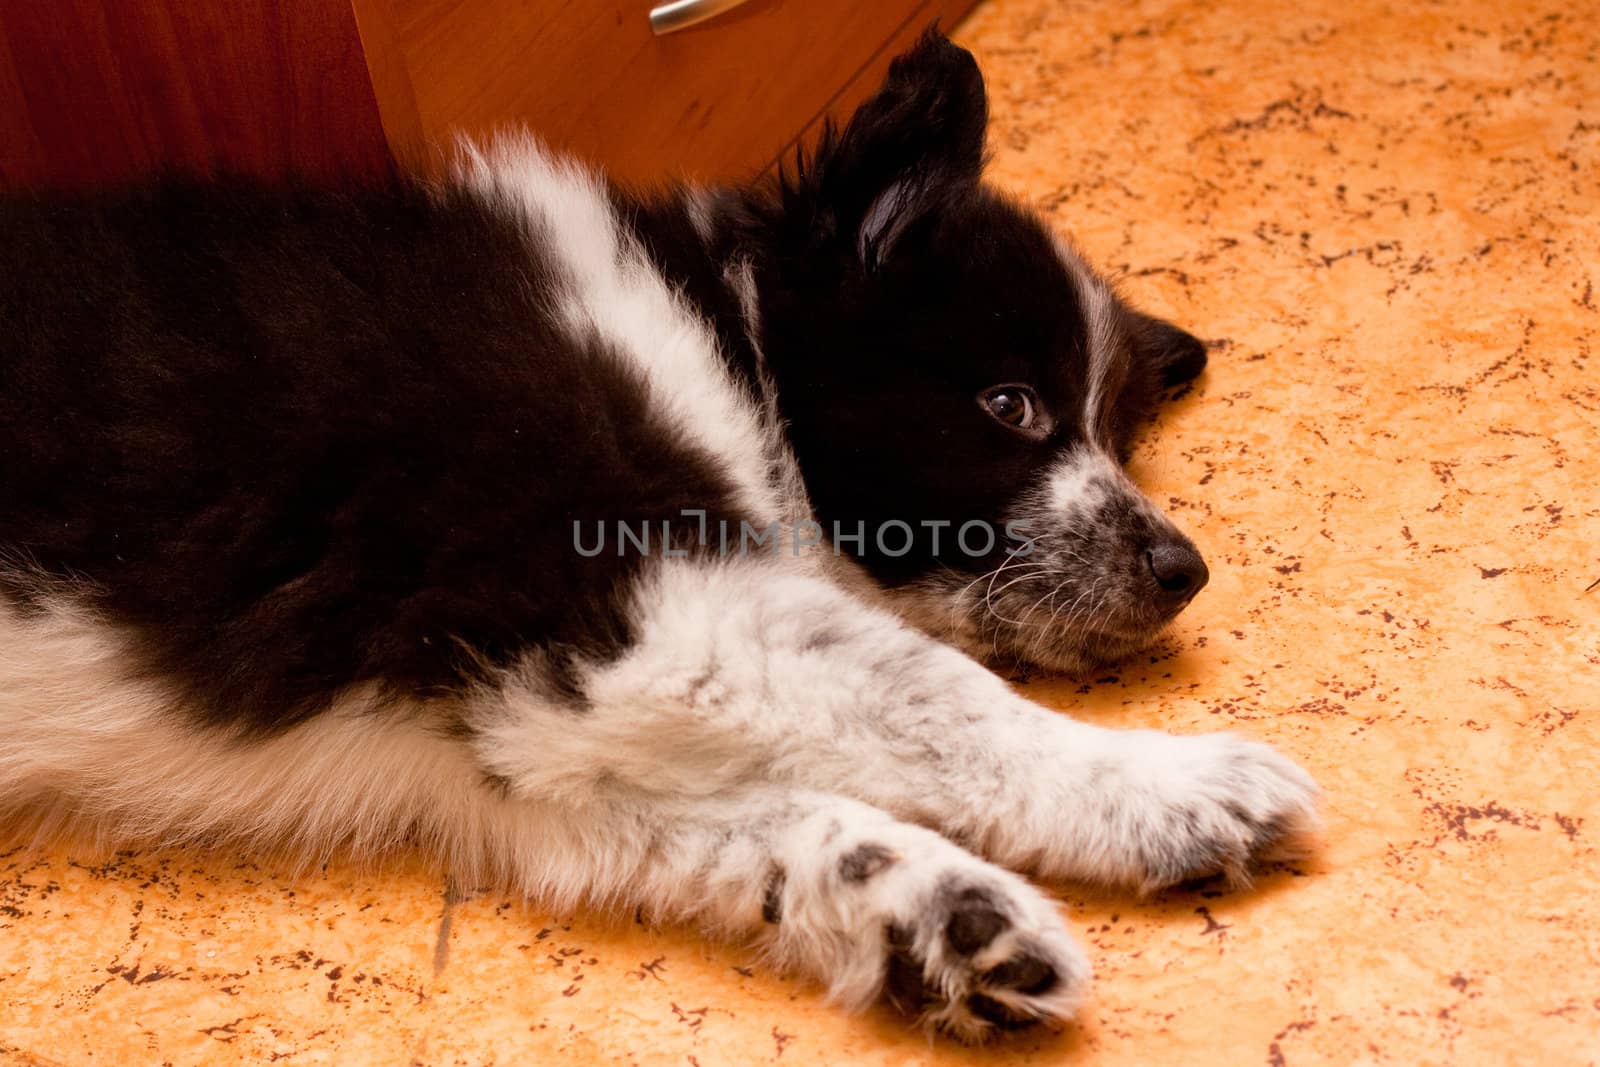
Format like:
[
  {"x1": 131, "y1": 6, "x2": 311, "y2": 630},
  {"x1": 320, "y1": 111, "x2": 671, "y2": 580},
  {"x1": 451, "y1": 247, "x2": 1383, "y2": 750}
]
[
  {"x1": 1050, "y1": 233, "x2": 1123, "y2": 444},
  {"x1": 1041, "y1": 445, "x2": 1182, "y2": 542},
  {"x1": 1045, "y1": 447, "x2": 1118, "y2": 516}
]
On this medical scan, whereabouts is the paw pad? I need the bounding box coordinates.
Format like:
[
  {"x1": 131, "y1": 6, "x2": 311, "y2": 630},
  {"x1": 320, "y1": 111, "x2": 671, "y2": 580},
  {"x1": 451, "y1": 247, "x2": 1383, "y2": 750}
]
[{"x1": 945, "y1": 887, "x2": 1008, "y2": 955}]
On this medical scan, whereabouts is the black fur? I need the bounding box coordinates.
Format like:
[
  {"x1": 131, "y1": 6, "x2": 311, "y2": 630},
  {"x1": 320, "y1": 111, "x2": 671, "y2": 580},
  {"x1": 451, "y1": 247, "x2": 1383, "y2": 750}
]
[
  {"x1": 0, "y1": 179, "x2": 744, "y2": 733},
  {"x1": 1110, "y1": 310, "x2": 1210, "y2": 459}
]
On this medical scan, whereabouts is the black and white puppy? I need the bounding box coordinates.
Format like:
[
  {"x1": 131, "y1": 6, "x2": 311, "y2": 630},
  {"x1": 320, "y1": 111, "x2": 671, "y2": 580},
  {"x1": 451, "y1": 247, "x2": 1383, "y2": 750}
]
[{"x1": 0, "y1": 32, "x2": 1315, "y2": 1041}]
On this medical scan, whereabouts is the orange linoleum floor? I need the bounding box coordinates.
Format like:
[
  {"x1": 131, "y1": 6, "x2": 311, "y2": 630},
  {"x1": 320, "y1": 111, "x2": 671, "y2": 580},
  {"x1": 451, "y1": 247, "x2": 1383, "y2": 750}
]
[{"x1": 4, "y1": 0, "x2": 1599, "y2": 1063}]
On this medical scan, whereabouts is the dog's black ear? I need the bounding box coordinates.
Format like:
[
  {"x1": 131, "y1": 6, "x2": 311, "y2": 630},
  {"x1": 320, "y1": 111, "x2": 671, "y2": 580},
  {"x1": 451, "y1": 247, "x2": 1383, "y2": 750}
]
[
  {"x1": 800, "y1": 27, "x2": 988, "y2": 269},
  {"x1": 1108, "y1": 311, "x2": 1209, "y2": 460},
  {"x1": 1127, "y1": 310, "x2": 1208, "y2": 388}
]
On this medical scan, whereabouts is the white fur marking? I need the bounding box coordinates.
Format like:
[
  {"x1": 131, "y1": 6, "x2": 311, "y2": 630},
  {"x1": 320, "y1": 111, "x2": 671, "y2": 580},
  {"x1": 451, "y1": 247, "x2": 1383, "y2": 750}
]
[
  {"x1": 1045, "y1": 447, "x2": 1117, "y2": 515},
  {"x1": 1052, "y1": 234, "x2": 1121, "y2": 441},
  {"x1": 456, "y1": 137, "x2": 780, "y2": 523},
  {"x1": 682, "y1": 186, "x2": 717, "y2": 244}
]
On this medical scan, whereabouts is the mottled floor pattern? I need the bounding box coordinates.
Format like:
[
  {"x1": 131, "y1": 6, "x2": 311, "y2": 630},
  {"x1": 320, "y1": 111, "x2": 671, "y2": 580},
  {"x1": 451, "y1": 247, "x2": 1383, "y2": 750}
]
[{"x1": 4, "y1": 0, "x2": 1598, "y2": 1063}]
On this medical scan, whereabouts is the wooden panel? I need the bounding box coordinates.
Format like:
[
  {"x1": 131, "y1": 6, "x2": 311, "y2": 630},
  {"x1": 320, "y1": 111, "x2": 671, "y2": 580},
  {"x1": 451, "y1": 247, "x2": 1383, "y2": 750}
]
[
  {"x1": 378, "y1": 0, "x2": 980, "y2": 184},
  {"x1": 348, "y1": 0, "x2": 427, "y2": 169},
  {"x1": 0, "y1": 0, "x2": 393, "y2": 188}
]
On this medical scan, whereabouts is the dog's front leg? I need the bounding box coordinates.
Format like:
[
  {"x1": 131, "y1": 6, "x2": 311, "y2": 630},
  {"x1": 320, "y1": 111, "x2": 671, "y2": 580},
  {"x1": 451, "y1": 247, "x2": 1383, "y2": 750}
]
[
  {"x1": 472, "y1": 558, "x2": 1316, "y2": 894},
  {"x1": 481, "y1": 785, "x2": 1089, "y2": 1040}
]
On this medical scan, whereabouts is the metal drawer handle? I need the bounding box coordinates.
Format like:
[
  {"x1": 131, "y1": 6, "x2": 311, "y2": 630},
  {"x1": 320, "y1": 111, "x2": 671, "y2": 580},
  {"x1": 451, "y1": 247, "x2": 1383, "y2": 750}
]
[{"x1": 649, "y1": 0, "x2": 754, "y2": 36}]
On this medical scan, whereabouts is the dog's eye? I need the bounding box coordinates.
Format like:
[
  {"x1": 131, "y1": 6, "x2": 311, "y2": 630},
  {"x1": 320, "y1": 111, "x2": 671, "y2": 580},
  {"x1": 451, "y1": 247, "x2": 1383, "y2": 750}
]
[{"x1": 979, "y1": 385, "x2": 1042, "y2": 433}]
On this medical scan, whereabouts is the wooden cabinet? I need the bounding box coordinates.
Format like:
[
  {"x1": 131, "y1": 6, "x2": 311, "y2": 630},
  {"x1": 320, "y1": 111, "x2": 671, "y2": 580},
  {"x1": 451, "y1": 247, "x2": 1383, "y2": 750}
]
[{"x1": 0, "y1": 0, "x2": 977, "y2": 188}]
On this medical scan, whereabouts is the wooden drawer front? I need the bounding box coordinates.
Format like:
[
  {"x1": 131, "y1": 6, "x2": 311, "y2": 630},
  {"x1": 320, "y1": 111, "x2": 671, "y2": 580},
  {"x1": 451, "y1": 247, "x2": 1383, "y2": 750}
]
[{"x1": 375, "y1": 0, "x2": 977, "y2": 183}]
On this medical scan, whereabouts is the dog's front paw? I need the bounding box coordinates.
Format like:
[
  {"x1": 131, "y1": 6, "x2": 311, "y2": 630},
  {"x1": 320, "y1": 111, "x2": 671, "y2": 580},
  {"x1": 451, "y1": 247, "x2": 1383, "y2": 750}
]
[
  {"x1": 769, "y1": 821, "x2": 1088, "y2": 1043},
  {"x1": 883, "y1": 873, "x2": 1088, "y2": 1042},
  {"x1": 1110, "y1": 731, "x2": 1320, "y2": 893}
]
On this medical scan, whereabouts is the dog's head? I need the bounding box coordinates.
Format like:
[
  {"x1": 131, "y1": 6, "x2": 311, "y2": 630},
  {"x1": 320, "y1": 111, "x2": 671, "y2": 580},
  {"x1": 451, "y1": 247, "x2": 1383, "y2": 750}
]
[{"x1": 748, "y1": 30, "x2": 1210, "y2": 673}]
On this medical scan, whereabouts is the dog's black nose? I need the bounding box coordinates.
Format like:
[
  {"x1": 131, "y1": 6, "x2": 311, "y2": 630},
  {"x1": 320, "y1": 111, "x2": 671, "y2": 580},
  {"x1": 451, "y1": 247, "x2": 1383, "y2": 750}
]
[{"x1": 1146, "y1": 542, "x2": 1209, "y2": 604}]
